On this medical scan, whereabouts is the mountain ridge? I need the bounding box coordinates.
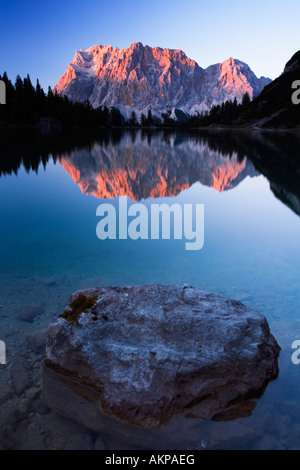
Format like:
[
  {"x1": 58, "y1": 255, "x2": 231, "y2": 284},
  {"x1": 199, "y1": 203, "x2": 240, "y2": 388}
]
[{"x1": 54, "y1": 42, "x2": 271, "y2": 119}]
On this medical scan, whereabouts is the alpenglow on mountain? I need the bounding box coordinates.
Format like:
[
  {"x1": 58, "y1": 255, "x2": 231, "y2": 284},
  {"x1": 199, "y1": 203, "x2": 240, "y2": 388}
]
[
  {"x1": 59, "y1": 132, "x2": 259, "y2": 200},
  {"x1": 54, "y1": 42, "x2": 271, "y2": 119}
]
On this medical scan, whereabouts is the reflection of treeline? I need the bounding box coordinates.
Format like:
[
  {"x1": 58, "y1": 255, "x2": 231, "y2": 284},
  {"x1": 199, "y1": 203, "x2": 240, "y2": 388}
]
[
  {"x1": 0, "y1": 128, "x2": 100, "y2": 176},
  {"x1": 199, "y1": 130, "x2": 300, "y2": 167},
  {"x1": 125, "y1": 128, "x2": 300, "y2": 169},
  {"x1": 1, "y1": 127, "x2": 299, "y2": 217},
  {"x1": 1, "y1": 127, "x2": 300, "y2": 175},
  {"x1": 78, "y1": 129, "x2": 300, "y2": 216},
  {"x1": 197, "y1": 129, "x2": 300, "y2": 215}
]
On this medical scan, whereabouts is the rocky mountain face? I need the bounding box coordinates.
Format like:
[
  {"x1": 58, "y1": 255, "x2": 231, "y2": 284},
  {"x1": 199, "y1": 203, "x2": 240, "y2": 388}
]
[
  {"x1": 54, "y1": 42, "x2": 271, "y2": 119},
  {"x1": 58, "y1": 131, "x2": 259, "y2": 200}
]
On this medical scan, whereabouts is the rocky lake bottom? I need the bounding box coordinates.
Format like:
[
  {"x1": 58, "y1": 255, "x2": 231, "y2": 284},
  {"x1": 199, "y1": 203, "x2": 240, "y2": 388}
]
[
  {"x1": 1, "y1": 130, "x2": 300, "y2": 449},
  {"x1": 1, "y1": 260, "x2": 300, "y2": 450}
]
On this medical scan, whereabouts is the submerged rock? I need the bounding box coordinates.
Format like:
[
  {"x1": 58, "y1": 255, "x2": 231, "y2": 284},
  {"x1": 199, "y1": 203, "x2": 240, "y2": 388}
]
[
  {"x1": 26, "y1": 329, "x2": 47, "y2": 354},
  {"x1": 45, "y1": 284, "x2": 280, "y2": 429},
  {"x1": 18, "y1": 305, "x2": 44, "y2": 323},
  {"x1": 11, "y1": 361, "x2": 31, "y2": 396}
]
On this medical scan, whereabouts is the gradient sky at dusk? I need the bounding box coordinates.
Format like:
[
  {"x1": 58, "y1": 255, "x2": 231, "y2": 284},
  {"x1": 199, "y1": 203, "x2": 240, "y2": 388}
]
[{"x1": 1, "y1": 0, "x2": 299, "y2": 90}]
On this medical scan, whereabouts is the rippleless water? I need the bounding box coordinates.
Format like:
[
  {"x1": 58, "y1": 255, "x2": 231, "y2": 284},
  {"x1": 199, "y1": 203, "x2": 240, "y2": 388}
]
[{"x1": 0, "y1": 129, "x2": 300, "y2": 449}]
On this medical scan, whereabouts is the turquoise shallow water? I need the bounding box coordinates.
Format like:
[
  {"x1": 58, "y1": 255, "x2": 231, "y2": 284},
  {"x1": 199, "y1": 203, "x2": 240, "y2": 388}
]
[{"x1": 0, "y1": 129, "x2": 300, "y2": 449}]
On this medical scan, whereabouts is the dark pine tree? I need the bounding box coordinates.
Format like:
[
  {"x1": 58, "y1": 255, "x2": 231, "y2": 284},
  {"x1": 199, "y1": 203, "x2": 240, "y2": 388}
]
[
  {"x1": 242, "y1": 92, "x2": 251, "y2": 108},
  {"x1": 146, "y1": 108, "x2": 153, "y2": 126},
  {"x1": 140, "y1": 113, "x2": 147, "y2": 127},
  {"x1": 128, "y1": 111, "x2": 138, "y2": 126}
]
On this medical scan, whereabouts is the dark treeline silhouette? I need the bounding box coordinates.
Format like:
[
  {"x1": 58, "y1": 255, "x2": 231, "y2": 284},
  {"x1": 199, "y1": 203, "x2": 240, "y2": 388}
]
[
  {"x1": 0, "y1": 72, "x2": 259, "y2": 130},
  {"x1": 0, "y1": 72, "x2": 122, "y2": 128},
  {"x1": 153, "y1": 94, "x2": 252, "y2": 128},
  {"x1": 0, "y1": 69, "x2": 298, "y2": 130},
  {"x1": 125, "y1": 94, "x2": 252, "y2": 128},
  {"x1": 188, "y1": 93, "x2": 251, "y2": 127},
  {"x1": 237, "y1": 51, "x2": 300, "y2": 128}
]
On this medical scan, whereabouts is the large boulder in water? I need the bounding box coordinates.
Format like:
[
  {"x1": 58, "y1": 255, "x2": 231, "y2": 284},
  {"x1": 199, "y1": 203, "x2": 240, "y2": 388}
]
[{"x1": 44, "y1": 284, "x2": 280, "y2": 429}]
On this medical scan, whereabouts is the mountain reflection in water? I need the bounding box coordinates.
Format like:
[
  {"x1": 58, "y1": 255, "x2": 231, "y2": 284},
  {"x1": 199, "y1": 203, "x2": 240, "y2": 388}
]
[
  {"x1": 59, "y1": 132, "x2": 258, "y2": 200},
  {"x1": 0, "y1": 128, "x2": 300, "y2": 216},
  {"x1": 1, "y1": 128, "x2": 300, "y2": 449}
]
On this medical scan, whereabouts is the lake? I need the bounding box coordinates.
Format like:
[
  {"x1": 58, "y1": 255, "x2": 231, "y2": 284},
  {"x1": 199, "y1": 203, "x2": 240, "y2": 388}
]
[{"x1": 0, "y1": 128, "x2": 300, "y2": 449}]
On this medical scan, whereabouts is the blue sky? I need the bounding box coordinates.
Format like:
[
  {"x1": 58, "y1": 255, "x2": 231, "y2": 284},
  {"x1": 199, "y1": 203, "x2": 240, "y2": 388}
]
[{"x1": 1, "y1": 0, "x2": 299, "y2": 90}]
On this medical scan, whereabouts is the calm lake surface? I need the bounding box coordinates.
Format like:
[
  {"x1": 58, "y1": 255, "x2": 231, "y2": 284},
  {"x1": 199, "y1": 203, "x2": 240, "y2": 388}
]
[{"x1": 0, "y1": 129, "x2": 300, "y2": 449}]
